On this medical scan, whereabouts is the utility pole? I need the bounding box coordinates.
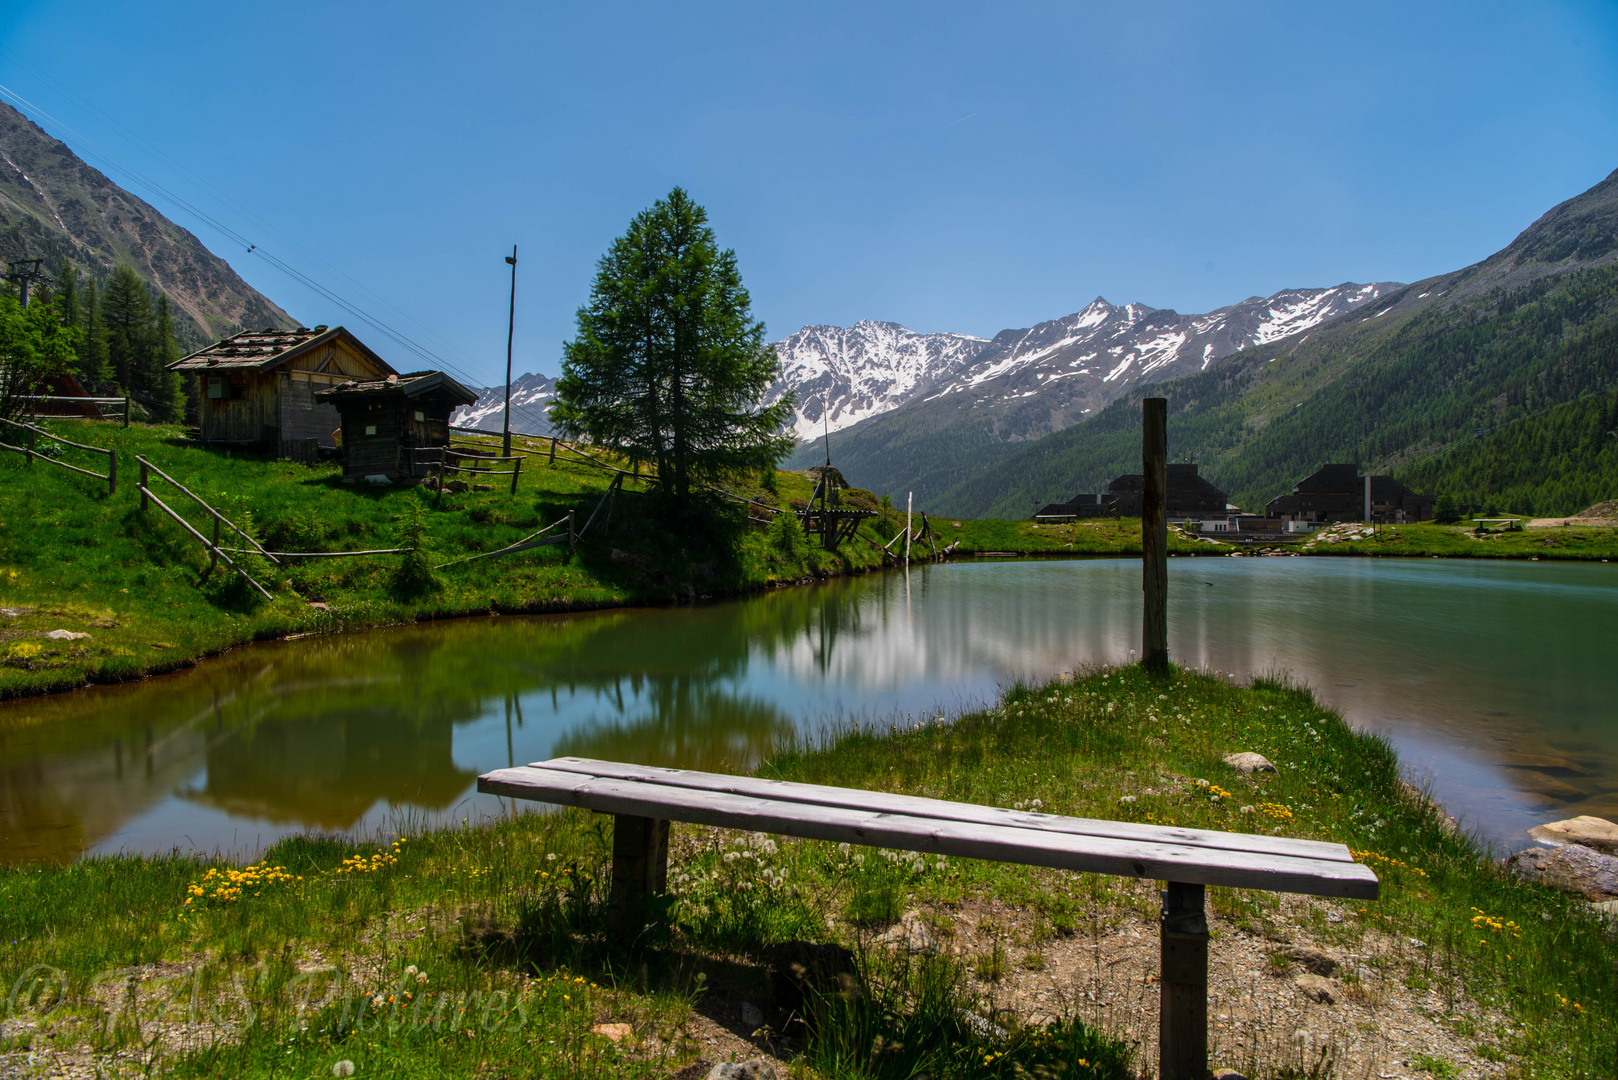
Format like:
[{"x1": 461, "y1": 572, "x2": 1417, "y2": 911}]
[
  {"x1": 503, "y1": 245, "x2": 517, "y2": 459},
  {"x1": 5, "y1": 259, "x2": 46, "y2": 308}
]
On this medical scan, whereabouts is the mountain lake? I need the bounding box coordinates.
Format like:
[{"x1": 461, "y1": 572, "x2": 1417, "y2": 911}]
[{"x1": 2, "y1": 556, "x2": 1614, "y2": 865}]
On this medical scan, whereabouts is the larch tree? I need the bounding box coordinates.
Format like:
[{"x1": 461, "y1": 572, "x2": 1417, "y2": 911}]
[{"x1": 553, "y1": 188, "x2": 795, "y2": 512}]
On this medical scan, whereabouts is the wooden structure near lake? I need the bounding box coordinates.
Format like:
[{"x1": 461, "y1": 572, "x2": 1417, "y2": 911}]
[
  {"x1": 168, "y1": 326, "x2": 396, "y2": 456},
  {"x1": 799, "y1": 464, "x2": 877, "y2": 551},
  {"x1": 317, "y1": 371, "x2": 478, "y2": 482}
]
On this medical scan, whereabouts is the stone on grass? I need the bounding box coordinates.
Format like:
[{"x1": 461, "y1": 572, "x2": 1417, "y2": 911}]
[
  {"x1": 1507, "y1": 843, "x2": 1618, "y2": 901},
  {"x1": 1527, "y1": 815, "x2": 1618, "y2": 856},
  {"x1": 875, "y1": 910, "x2": 938, "y2": 954},
  {"x1": 740, "y1": 1001, "x2": 764, "y2": 1029},
  {"x1": 590, "y1": 1022, "x2": 632, "y2": 1042},
  {"x1": 1213, "y1": 1071, "x2": 1250, "y2": 1080},
  {"x1": 1286, "y1": 947, "x2": 1341, "y2": 976},
  {"x1": 1222, "y1": 752, "x2": 1275, "y2": 775},
  {"x1": 43, "y1": 629, "x2": 91, "y2": 641},
  {"x1": 1591, "y1": 899, "x2": 1618, "y2": 924},
  {"x1": 1294, "y1": 973, "x2": 1337, "y2": 1004},
  {"x1": 705, "y1": 1060, "x2": 777, "y2": 1080}
]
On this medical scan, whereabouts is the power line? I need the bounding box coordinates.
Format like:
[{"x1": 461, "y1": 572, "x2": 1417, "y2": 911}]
[
  {"x1": 0, "y1": 49, "x2": 473, "y2": 367},
  {"x1": 0, "y1": 80, "x2": 487, "y2": 388}
]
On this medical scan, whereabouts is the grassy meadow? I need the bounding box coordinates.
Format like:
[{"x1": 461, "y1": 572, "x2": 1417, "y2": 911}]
[{"x1": 2, "y1": 666, "x2": 1613, "y2": 1078}]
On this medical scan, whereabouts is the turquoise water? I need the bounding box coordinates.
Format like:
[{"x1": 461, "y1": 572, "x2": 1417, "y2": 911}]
[{"x1": 3, "y1": 557, "x2": 1613, "y2": 863}]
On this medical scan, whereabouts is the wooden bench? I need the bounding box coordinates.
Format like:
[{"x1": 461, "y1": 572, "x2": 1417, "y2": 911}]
[{"x1": 478, "y1": 756, "x2": 1378, "y2": 1080}]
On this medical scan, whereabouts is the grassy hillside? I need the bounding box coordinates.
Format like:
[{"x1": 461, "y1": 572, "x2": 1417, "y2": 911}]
[
  {"x1": 0, "y1": 421, "x2": 910, "y2": 698},
  {"x1": 934, "y1": 262, "x2": 1618, "y2": 518}
]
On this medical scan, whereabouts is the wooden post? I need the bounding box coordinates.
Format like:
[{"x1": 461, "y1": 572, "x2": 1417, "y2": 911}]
[
  {"x1": 607, "y1": 814, "x2": 669, "y2": 932},
  {"x1": 510, "y1": 455, "x2": 522, "y2": 495},
  {"x1": 1159, "y1": 881, "x2": 1208, "y2": 1080},
  {"x1": 906, "y1": 492, "x2": 913, "y2": 566},
  {"x1": 122, "y1": 396, "x2": 130, "y2": 428},
  {"x1": 210, "y1": 517, "x2": 221, "y2": 573},
  {"x1": 549, "y1": 436, "x2": 557, "y2": 466},
  {"x1": 139, "y1": 460, "x2": 149, "y2": 512},
  {"x1": 106, "y1": 449, "x2": 117, "y2": 496},
  {"x1": 1142, "y1": 398, "x2": 1168, "y2": 671}
]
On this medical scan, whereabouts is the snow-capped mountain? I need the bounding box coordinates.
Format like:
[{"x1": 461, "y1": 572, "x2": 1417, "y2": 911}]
[
  {"x1": 451, "y1": 283, "x2": 1397, "y2": 456},
  {"x1": 923, "y1": 282, "x2": 1401, "y2": 420},
  {"x1": 451, "y1": 372, "x2": 558, "y2": 435},
  {"x1": 765, "y1": 321, "x2": 991, "y2": 441}
]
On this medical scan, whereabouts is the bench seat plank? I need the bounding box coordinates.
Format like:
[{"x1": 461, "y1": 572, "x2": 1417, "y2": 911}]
[
  {"x1": 527, "y1": 757, "x2": 1354, "y2": 864},
  {"x1": 478, "y1": 765, "x2": 1379, "y2": 900}
]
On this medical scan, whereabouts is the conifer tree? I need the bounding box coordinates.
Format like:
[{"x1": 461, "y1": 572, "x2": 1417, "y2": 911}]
[
  {"x1": 78, "y1": 274, "x2": 108, "y2": 389},
  {"x1": 102, "y1": 265, "x2": 152, "y2": 395},
  {"x1": 554, "y1": 188, "x2": 794, "y2": 511}
]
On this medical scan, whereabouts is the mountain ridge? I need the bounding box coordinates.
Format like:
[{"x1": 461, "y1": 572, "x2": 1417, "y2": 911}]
[{"x1": 0, "y1": 100, "x2": 295, "y2": 343}]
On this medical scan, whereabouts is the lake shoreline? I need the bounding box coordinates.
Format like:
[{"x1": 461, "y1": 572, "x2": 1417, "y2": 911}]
[
  {"x1": 4, "y1": 536, "x2": 1614, "y2": 708},
  {"x1": 3, "y1": 665, "x2": 1610, "y2": 1078}
]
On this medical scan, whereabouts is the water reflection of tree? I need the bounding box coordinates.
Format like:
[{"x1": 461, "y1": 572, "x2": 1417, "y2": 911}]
[{"x1": 551, "y1": 679, "x2": 793, "y2": 771}]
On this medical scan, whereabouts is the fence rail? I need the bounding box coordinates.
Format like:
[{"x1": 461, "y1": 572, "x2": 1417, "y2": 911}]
[
  {"x1": 135, "y1": 455, "x2": 274, "y2": 600},
  {"x1": 415, "y1": 446, "x2": 524, "y2": 496},
  {"x1": 0, "y1": 418, "x2": 117, "y2": 494},
  {"x1": 19, "y1": 394, "x2": 131, "y2": 426}
]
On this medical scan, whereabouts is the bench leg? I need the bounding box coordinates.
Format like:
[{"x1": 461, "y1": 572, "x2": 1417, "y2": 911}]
[
  {"x1": 608, "y1": 814, "x2": 669, "y2": 932},
  {"x1": 1159, "y1": 881, "x2": 1208, "y2": 1080}
]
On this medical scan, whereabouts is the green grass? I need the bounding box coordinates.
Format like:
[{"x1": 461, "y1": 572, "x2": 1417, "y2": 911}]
[
  {"x1": 1297, "y1": 518, "x2": 1618, "y2": 560},
  {"x1": 3, "y1": 666, "x2": 1613, "y2": 1078}
]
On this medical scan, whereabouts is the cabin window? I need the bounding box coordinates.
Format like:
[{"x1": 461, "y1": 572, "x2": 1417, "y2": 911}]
[
  {"x1": 414, "y1": 411, "x2": 425, "y2": 422},
  {"x1": 364, "y1": 424, "x2": 377, "y2": 436},
  {"x1": 208, "y1": 377, "x2": 226, "y2": 400}
]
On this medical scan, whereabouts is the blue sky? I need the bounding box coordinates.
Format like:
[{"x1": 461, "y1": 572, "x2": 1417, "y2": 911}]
[{"x1": 3, "y1": 1, "x2": 1617, "y2": 386}]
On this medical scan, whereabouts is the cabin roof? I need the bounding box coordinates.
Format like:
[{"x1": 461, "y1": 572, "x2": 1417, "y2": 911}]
[
  {"x1": 168, "y1": 325, "x2": 397, "y2": 375},
  {"x1": 315, "y1": 370, "x2": 478, "y2": 408}
]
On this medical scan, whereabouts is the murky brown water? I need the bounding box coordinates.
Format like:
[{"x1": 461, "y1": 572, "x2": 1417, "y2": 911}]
[{"x1": 2, "y1": 557, "x2": 1613, "y2": 863}]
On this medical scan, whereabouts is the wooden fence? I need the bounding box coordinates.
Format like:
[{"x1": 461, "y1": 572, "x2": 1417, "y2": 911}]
[
  {"x1": 18, "y1": 395, "x2": 131, "y2": 426},
  {"x1": 135, "y1": 455, "x2": 276, "y2": 599},
  {"x1": 0, "y1": 418, "x2": 117, "y2": 495}
]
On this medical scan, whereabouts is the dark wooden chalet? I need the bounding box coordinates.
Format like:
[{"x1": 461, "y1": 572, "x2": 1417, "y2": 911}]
[
  {"x1": 1036, "y1": 463, "x2": 1229, "y2": 520},
  {"x1": 316, "y1": 371, "x2": 478, "y2": 481},
  {"x1": 168, "y1": 326, "x2": 396, "y2": 454},
  {"x1": 1265, "y1": 464, "x2": 1436, "y2": 524}
]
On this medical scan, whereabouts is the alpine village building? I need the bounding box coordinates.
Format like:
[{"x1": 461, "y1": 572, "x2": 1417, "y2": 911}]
[
  {"x1": 316, "y1": 371, "x2": 478, "y2": 482},
  {"x1": 1034, "y1": 461, "x2": 1435, "y2": 533},
  {"x1": 168, "y1": 326, "x2": 397, "y2": 457}
]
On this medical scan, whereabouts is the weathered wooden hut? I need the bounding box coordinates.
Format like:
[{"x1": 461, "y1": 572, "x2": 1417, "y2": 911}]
[
  {"x1": 168, "y1": 326, "x2": 396, "y2": 455},
  {"x1": 316, "y1": 371, "x2": 478, "y2": 481}
]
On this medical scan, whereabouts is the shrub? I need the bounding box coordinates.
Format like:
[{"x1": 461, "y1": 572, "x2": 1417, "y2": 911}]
[{"x1": 389, "y1": 502, "x2": 440, "y2": 599}]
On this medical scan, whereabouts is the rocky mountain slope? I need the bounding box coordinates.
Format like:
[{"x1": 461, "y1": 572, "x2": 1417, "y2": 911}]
[
  {"x1": 0, "y1": 101, "x2": 294, "y2": 342},
  {"x1": 765, "y1": 321, "x2": 991, "y2": 441},
  {"x1": 452, "y1": 372, "x2": 558, "y2": 435},
  {"x1": 935, "y1": 166, "x2": 1618, "y2": 519},
  {"x1": 784, "y1": 282, "x2": 1399, "y2": 501}
]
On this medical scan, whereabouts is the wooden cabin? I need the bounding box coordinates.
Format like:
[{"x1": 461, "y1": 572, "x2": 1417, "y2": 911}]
[
  {"x1": 316, "y1": 371, "x2": 478, "y2": 481},
  {"x1": 168, "y1": 326, "x2": 396, "y2": 454}
]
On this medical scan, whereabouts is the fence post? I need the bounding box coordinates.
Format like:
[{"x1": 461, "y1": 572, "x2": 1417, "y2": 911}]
[
  {"x1": 123, "y1": 396, "x2": 131, "y2": 428},
  {"x1": 25, "y1": 426, "x2": 34, "y2": 468},
  {"x1": 107, "y1": 449, "x2": 117, "y2": 496},
  {"x1": 1159, "y1": 881, "x2": 1208, "y2": 1080},
  {"x1": 210, "y1": 517, "x2": 221, "y2": 572},
  {"x1": 549, "y1": 437, "x2": 557, "y2": 466},
  {"x1": 140, "y1": 459, "x2": 149, "y2": 512},
  {"x1": 1142, "y1": 397, "x2": 1169, "y2": 672},
  {"x1": 510, "y1": 455, "x2": 522, "y2": 495}
]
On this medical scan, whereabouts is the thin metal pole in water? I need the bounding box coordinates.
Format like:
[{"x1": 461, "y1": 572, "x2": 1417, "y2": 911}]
[
  {"x1": 905, "y1": 492, "x2": 913, "y2": 567},
  {"x1": 1142, "y1": 397, "x2": 1168, "y2": 671}
]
